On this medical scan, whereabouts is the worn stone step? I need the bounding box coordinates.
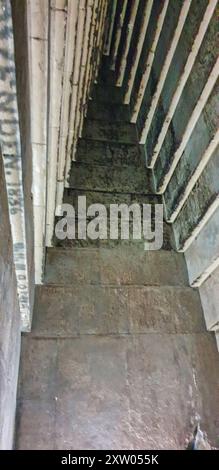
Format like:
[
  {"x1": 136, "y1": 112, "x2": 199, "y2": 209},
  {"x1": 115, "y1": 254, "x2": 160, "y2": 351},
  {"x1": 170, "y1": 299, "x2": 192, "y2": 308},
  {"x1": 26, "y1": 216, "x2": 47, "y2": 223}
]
[
  {"x1": 53, "y1": 218, "x2": 173, "y2": 251},
  {"x1": 92, "y1": 84, "x2": 124, "y2": 104},
  {"x1": 87, "y1": 101, "x2": 131, "y2": 122},
  {"x1": 29, "y1": 284, "x2": 205, "y2": 336},
  {"x1": 17, "y1": 332, "x2": 219, "y2": 449},
  {"x1": 97, "y1": 57, "x2": 117, "y2": 86},
  {"x1": 63, "y1": 188, "x2": 161, "y2": 211},
  {"x1": 60, "y1": 190, "x2": 170, "y2": 245},
  {"x1": 82, "y1": 119, "x2": 137, "y2": 144},
  {"x1": 76, "y1": 139, "x2": 144, "y2": 166},
  {"x1": 45, "y1": 247, "x2": 188, "y2": 286},
  {"x1": 68, "y1": 162, "x2": 152, "y2": 193},
  {"x1": 53, "y1": 234, "x2": 172, "y2": 251}
]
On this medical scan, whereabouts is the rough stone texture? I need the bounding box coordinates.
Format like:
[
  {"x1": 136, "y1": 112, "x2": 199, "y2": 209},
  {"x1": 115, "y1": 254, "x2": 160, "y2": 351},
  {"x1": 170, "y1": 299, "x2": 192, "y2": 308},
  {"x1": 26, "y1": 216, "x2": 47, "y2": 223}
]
[
  {"x1": 87, "y1": 101, "x2": 131, "y2": 122},
  {"x1": 164, "y1": 123, "x2": 219, "y2": 223},
  {"x1": 29, "y1": 284, "x2": 205, "y2": 337},
  {"x1": 57, "y1": 76, "x2": 172, "y2": 250},
  {"x1": 17, "y1": 332, "x2": 219, "y2": 450},
  {"x1": 135, "y1": 0, "x2": 182, "y2": 133},
  {"x1": 134, "y1": 0, "x2": 219, "y2": 344},
  {"x1": 45, "y1": 247, "x2": 188, "y2": 286},
  {"x1": 173, "y1": 144, "x2": 219, "y2": 250},
  {"x1": 69, "y1": 162, "x2": 151, "y2": 193},
  {"x1": 199, "y1": 266, "x2": 219, "y2": 330},
  {"x1": 92, "y1": 83, "x2": 124, "y2": 104},
  {"x1": 54, "y1": 226, "x2": 172, "y2": 251},
  {"x1": 54, "y1": 212, "x2": 173, "y2": 250},
  {"x1": 83, "y1": 120, "x2": 137, "y2": 144},
  {"x1": 142, "y1": 0, "x2": 208, "y2": 164},
  {"x1": 0, "y1": 152, "x2": 21, "y2": 449},
  {"x1": 154, "y1": 13, "x2": 219, "y2": 190},
  {"x1": 130, "y1": 0, "x2": 164, "y2": 115},
  {"x1": 63, "y1": 189, "x2": 160, "y2": 210},
  {"x1": 76, "y1": 139, "x2": 145, "y2": 166}
]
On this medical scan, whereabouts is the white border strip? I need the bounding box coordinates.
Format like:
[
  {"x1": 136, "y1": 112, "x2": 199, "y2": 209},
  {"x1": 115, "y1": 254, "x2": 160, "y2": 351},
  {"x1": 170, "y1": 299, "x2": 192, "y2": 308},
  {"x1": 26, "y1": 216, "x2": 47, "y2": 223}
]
[
  {"x1": 79, "y1": 0, "x2": 98, "y2": 136},
  {"x1": 73, "y1": 1, "x2": 93, "y2": 147},
  {"x1": 56, "y1": 0, "x2": 79, "y2": 210},
  {"x1": 94, "y1": 0, "x2": 108, "y2": 81},
  {"x1": 27, "y1": 0, "x2": 49, "y2": 283},
  {"x1": 65, "y1": 0, "x2": 86, "y2": 178},
  {"x1": 46, "y1": 0, "x2": 67, "y2": 247}
]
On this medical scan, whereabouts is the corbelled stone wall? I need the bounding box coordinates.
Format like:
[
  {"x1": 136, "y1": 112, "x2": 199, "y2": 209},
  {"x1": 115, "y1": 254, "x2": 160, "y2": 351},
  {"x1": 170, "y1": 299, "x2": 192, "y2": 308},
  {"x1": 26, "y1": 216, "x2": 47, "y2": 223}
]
[
  {"x1": 0, "y1": 150, "x2": 21, "y2": 449},
  {"x1": 129, "y1": 0, "x2": 219, "y2": 341}
]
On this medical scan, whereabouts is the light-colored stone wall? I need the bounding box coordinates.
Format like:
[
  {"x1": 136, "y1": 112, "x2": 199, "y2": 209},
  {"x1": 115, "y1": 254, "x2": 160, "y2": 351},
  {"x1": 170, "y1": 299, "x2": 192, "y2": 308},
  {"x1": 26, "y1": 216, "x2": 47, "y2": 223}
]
[
  {"x1": 0, "y1": 150, "x2": 21, "y2": 449},
  {"x1": 11, "y1": 0, "x2": 35, "y2": 321},
  {"x1": 199, "y1": 266, "x2": 219, "y2": 331}
]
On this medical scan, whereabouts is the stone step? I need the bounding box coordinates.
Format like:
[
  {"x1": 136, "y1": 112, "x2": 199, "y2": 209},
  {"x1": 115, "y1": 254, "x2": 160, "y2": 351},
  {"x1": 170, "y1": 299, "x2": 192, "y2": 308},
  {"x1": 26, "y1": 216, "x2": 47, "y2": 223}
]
[
  {"x1": 59, "y1": 190, "x2": 172, "y2": 247},
  {"x1": 97, "y1": 57, "x2": 117, "y2": 86},
  {"x1": 29, "y1": 284, "x2": 205, "y2": 336},
  {"x1": 82, "y1": 119, "x2": 137, "y2": 144},
  {"x1": 45, "y1": 247, "x2": 188, "y2": 286},
  {"x1": 53, "y1": 208, "x2": 173, "y2": 250},
  {"x1": 75, "y1": 139, "x2": 144, "y2": 166},
  {"x1": 53, "y1": 228, "x2": 172, "y2": 251},
  {"x1": 68, "y1": 162, "x2": 152, "y2": 193},
  {"x1": 17, "y1": 331, "x2": 219, "y2": 449},
  {"x1": 63, "y1": 188, "x2": 161, "y2": 211},
  {"x1": 87, "y1": 101, "x2": 131, "y2": 122},
  {"x1": 91, "y1": 84, "x2": 124, "y2": 104}
]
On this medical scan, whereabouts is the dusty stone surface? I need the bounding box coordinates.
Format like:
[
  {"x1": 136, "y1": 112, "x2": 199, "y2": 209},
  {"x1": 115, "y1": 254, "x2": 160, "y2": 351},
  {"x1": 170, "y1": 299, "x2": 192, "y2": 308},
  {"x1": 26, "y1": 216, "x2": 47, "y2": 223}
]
[
  {"x1": 45, "y1": 247, "x2": 188, "y2": 286},
  {"x1": 16, "y1": 332, "x2": 219, "y2": 450},
  {"x1": 76, "y1": 139, "x2": 143, "y2": 166},
  {"x1": 143, "y1": 0, "x2": 208, "y2": 165},
  {"x1": 155, "y1": 15, "x2": 219, "y2": 191},
  {"x1": 54, "y1": 220, "x2": 173, "y2": 251},
  {"x1": 87, "y1": 101, "x2": 131, "y2": 122},
  {"x1": 0, "y1": 152, "x2": 21, "y2": 449},
  {"x1": 164, "y1": 88, "x2": 219, "y2": 223},
  {"x1": 69, "y1": 161, "x2": 151, "y2": 193},
  {"x1": 82, "y1": 120, "x2": 137, "y2": 144},
  {"x1": 173, "y1": 145, "x2": 219, "y2": 250},
  {"x1": 92, "y1": 83, "x2": 124, "y2": 104},
  {"x1": 29, "y1": 284, "x2": 205, "y2": 337}
]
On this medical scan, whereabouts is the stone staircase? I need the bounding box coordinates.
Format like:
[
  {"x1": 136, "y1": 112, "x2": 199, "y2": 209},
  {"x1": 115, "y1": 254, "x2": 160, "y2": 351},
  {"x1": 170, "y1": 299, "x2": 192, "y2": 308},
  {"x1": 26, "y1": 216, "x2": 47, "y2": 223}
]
[{"x1": 16, "y1": 61, "x2": 219, "y2": 450}]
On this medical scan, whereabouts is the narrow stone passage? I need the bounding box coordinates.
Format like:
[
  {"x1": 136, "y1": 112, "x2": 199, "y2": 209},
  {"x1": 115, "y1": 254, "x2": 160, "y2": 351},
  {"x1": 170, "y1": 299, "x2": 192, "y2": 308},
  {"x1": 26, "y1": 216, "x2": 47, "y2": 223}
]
[{"x1": 16, "y1": 60, "x2": 219, "y2": 450}]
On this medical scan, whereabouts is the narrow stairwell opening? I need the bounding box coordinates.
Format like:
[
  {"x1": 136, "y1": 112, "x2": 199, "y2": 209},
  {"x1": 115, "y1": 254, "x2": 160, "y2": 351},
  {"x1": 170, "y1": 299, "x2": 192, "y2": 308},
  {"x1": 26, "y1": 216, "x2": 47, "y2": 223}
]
[{"x1": 15, "y1": 55, "x2": 219, "y2": 450}]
